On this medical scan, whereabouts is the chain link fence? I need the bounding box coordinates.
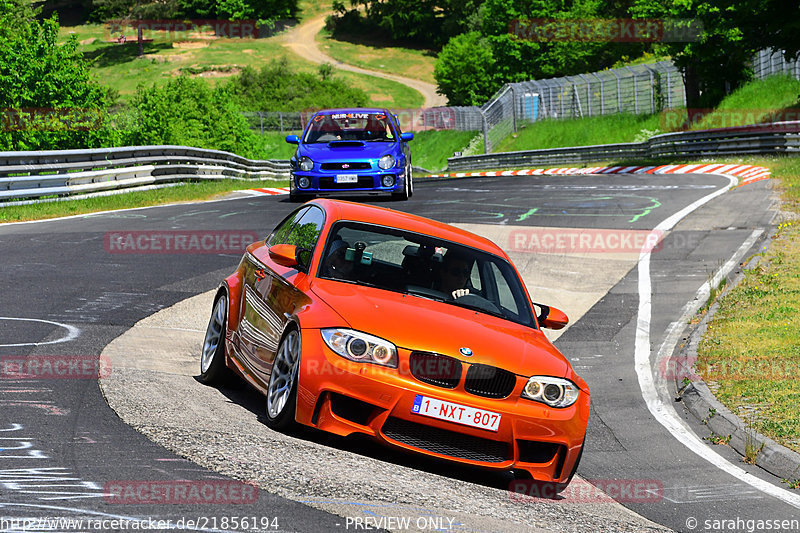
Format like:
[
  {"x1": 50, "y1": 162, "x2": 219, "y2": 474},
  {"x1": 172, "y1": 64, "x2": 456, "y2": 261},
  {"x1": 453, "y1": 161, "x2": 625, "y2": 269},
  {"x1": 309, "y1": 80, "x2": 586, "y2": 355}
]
[
  {"x1": 753, "y1": 49, "x2": 800, "y2": 80},
  {"x1": 480, "y1": 61, "x2": 685, "y2": 152}
]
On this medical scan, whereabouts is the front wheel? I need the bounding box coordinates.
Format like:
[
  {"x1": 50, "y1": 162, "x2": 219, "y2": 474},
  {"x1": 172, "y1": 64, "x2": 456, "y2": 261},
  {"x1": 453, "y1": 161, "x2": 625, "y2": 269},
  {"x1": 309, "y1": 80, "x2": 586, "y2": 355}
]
[
  {"x1": 392, "y1": 170, "x2": 411, "y2": 201},
  {"x1": 265, "y1": 329, "x2": 301, "y2": 430},
  {"x1": 199, "y1": 294, "x2": 231, "y2": 384}
]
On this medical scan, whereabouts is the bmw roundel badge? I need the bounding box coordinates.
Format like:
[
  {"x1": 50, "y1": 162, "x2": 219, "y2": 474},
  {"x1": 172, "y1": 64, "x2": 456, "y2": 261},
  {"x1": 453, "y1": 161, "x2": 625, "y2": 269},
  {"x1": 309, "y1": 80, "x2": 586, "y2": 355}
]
[{"x1": 459, "y1": 347, "x2": 473, "y2": 357}]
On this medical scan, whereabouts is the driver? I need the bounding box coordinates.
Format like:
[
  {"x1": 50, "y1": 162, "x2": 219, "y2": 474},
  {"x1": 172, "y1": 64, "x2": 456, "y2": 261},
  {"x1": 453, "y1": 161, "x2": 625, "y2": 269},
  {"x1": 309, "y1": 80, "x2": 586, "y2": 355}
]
[
  {"x1": 434, "y1": 250, "x2": 473, "y2": 299},
  {"x1": 323, "y1": 239, "x2": 354, "y2": 280}
]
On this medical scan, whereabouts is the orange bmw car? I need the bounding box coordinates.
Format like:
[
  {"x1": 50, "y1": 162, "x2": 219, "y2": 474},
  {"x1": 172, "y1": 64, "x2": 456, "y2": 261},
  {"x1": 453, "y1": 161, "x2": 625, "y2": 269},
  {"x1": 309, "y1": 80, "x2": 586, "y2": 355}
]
[{"x1": 200, "y1": 199, "x2": 589, "y2": 487}]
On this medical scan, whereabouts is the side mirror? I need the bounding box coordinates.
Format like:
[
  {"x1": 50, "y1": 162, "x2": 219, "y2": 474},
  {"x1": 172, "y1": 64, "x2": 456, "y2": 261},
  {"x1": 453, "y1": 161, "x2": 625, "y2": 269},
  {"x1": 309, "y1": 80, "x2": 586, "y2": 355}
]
[
  {"x1": 268, "y1": 244, "x2": 298, "y2": 268},
  {"x1": 400, "y1": 132, "x2": 414, "y2": 142},
  {"x1": 285, "y1": 134, "x2": 300, "y2": 144},
  {"x1": 535, "y1": 303, "x2": 569, "y2": 330}
]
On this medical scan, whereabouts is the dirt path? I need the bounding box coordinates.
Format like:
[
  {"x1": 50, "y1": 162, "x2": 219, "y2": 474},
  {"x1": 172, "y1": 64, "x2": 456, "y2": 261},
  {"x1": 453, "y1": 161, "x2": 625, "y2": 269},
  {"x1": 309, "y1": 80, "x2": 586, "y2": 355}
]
[{"x1": 281, "y1": 13, "x2": 447, "y2": 108}]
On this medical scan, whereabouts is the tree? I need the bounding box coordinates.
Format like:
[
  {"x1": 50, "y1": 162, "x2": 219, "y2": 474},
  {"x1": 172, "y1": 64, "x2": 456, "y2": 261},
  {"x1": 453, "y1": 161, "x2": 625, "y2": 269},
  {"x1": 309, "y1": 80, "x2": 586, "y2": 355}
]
[
  {"x1": 631, "y1": 0, "x2": 752, "y2": 109},
  {"x1": 92, "y1": 0, "x2": 179, "y2": 56},
  {"x1": 434, "y1": 32, "x2": 496, "y2": 106},
  {"x1": 0, "y1": 0, "x2": 118, "y2": 150}
]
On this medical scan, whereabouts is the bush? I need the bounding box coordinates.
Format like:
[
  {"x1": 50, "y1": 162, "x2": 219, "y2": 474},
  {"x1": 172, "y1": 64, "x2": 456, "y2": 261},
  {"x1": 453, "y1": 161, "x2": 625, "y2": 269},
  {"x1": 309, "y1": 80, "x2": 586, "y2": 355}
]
[
  {"x1": 127, "y1": 76, "x2": 261, "y2": 157},
  {"x1": 226, "y1": 58, "x2": 369, "y2": 111}
]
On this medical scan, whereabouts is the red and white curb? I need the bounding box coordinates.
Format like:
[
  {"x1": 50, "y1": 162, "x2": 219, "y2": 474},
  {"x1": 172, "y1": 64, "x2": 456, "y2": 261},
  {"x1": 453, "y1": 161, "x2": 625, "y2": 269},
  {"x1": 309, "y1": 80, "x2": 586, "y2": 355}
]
[
  {"x1": 422, "y1": 164, "x2": 771, "y2": 187},
  {"x1": 244, "y1": 187, "x2": 291, "y2": 196},
  {"x1": 244, "y1": 164, "x2": 771, "y2": 196}
]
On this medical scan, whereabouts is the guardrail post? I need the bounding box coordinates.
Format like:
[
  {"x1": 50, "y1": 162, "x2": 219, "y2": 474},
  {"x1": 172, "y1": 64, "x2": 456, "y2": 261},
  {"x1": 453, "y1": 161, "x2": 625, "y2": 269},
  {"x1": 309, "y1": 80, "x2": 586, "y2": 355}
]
[
  {"x1": 578, "y1": 74, "x2": 591, "y2": 116},
  {"x1": 510, "y1": 84, "x2": 517, "y2": 133},
  {"x1": 610, "y1": 69, "x2": 622, "y2": 113},
  {"x1": 481, "y1": 110, "x2": 490, "y2": 153},
  {"x1": 624, "y1": 66, "x2": 639, "y2": 114}
]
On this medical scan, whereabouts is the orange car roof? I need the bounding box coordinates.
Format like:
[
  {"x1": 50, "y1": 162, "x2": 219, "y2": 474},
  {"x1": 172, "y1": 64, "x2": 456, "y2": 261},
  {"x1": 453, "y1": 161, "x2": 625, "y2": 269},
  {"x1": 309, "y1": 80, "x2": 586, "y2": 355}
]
[{"x1": 311, "y1": 199, "x2": 505, "y2": 257}]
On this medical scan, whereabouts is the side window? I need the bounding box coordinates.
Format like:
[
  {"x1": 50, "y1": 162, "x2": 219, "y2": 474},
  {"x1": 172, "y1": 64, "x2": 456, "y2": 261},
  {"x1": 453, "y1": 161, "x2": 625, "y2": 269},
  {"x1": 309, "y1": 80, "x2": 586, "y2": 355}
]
[
  {"x1": 267, "y1": 207, "x2": 309, "y2": 246},
  {"x1": 286, "y1": 206, "x2": 324, "y2": 251}
]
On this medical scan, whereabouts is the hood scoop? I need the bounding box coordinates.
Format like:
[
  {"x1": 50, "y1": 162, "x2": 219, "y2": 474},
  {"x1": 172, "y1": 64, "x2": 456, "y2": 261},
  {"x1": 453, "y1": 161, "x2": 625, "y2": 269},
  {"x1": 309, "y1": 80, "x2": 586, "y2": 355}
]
[{"x1": 328, "y1": 141, "x2": 365, "y2": 148}]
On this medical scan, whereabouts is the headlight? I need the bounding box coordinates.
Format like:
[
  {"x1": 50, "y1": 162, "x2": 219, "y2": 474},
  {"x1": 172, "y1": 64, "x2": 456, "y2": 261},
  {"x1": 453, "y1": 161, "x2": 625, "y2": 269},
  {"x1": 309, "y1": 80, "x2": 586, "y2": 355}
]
[
  {"x1": 297, "y1": 176, "x2": 311, "y2": 188},
  {"x1": 299, "y1": 156, "x2": 314, "y2": 171},
  {"x1": 381, "y1": 175, "x2": 395, "y2": 187},
  {"x1": 321, "y1": 328, "x2": 398, "y2": 367},
  {"x1": 522, "y1": 376, "x2": 579, "y2": 408},
  {"x1": 378, "y1": 155, "x2": 395, "y2": 170}
]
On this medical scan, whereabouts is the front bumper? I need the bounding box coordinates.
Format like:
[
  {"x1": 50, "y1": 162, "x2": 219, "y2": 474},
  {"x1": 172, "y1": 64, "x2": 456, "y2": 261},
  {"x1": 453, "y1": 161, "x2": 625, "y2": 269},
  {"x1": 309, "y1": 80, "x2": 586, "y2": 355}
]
[
  {"x1": 290, "y1": 169, "x2": 407, "y2": 196},
  {"x1": 295, "y1": 331, "x2": 590, "y2": 483}
]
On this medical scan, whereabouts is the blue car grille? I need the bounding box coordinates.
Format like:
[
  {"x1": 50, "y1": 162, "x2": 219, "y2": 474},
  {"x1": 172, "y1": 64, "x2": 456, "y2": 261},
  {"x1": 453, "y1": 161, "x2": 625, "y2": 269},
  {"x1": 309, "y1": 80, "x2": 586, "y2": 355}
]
[
  {"x1": 318, "y1": 176, "x2": 375, "y2": 189},
  {"x1": 320, "y1": 162, "x2": 372, "y2": 170}
]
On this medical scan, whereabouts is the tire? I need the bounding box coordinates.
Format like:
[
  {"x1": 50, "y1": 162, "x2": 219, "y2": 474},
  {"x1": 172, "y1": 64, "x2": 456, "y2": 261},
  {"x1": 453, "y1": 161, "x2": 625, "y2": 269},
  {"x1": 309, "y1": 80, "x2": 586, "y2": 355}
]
[
  {"x1": 392, "y1": 169, "x2": 411, "y2": 201},
  {"x1": 265, "y1": 329, "x2": 301, "y2": 430},
  {"x1": 288, "y1": 192, "x2": 304, "y2": 203},
  {"x1": 408, "y1": 165, "x2": 414, "y2": 197},
  {"x1": 199, "y1": 294, "x2": 231, "y2": 385}
]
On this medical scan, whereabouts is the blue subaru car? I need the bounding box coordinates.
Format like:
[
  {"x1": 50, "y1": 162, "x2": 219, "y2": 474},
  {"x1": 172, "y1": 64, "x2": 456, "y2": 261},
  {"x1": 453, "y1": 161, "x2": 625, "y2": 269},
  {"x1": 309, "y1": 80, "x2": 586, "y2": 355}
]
[{"x1": 286, "y1": 108, "x2": 414, "y2": 201}]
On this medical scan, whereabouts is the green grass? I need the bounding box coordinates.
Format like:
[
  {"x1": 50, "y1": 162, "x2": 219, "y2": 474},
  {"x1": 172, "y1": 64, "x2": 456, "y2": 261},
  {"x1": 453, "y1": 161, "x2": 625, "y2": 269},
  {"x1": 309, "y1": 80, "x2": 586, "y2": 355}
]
[
  {"x1": 411, "y1": 130, "x2": 479, "y2": 172},
  {"x1": 696, "y1": 223, "x2": 800, "y2": 453},
  {"x1": 0, "y1": 179, "x2": 287, "y2": 223},
  {"x1": 336, "y1": 70, "x2": 424, "y2": 108},
  {"x1": 317, "y1": 28, "x2": 437, "y2": 85},
  {"x1": 251, "y1": 131, "x2": 303, "y2": 160},
  {"x1": 689, "y1": 75, "x2": 800, "y2": 130},
  {"x1": 496, "y1": 113, "x2": 664, "y2": 152},
  {"x1": 60, "y1": 23, "x2": 421, "y2": 108}
]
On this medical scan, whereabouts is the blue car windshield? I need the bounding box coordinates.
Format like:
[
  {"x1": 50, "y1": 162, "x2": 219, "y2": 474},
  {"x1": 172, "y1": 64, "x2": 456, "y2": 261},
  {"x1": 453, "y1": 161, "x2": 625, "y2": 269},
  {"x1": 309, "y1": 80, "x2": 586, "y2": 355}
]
[{"x1": 303, "y1": 112, "x2": 397, "y2": 143}]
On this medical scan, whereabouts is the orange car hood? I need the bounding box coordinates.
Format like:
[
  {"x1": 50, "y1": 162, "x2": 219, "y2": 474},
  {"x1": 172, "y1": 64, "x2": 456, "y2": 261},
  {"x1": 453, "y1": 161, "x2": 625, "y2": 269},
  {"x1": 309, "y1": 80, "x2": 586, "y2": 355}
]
[{"x1": 310, "y1": 279, "x2": 570, "y2": 378}]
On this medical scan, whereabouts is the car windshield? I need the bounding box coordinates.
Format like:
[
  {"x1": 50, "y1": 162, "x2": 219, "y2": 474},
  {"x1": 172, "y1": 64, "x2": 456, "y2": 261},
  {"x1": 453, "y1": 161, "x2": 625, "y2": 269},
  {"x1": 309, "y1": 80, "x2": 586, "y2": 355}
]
[
  {"x1": 303, "y1": 112, "x2": 396, "y2": 143},
  {"x1": 318, "y1": 221, "x2": 537, "y2": 328}
]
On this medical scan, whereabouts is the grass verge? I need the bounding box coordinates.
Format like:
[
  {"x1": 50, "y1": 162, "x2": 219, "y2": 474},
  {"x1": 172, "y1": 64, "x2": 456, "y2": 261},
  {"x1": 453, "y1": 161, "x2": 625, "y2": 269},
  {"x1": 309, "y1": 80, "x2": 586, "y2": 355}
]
[
  {"x1": 411, "y1": 130, "x2": 479, "y2": 172},
  {"x1": 495, "y1": 113, "x2": 664, "y2": 153},
  {"x1": 316, "y1": 28, "x2": 437, "y2": 85},
  {"x1": 696, "y1": 156, "x2": 800, "y2": 454},
  {"x1": 0, "y1": 179, "x2": 288, "y2": 224}
]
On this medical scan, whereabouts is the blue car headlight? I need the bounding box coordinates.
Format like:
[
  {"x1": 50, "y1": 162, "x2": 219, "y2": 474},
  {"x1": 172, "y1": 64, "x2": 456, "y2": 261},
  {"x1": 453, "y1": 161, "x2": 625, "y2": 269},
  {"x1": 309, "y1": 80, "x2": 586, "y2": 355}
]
[
  {"x1": 299, "y1": 156, "x2": 314, "y2": 171},
  {"x1": 378, "y1": 155, "x2": 395, "y2": 170}
]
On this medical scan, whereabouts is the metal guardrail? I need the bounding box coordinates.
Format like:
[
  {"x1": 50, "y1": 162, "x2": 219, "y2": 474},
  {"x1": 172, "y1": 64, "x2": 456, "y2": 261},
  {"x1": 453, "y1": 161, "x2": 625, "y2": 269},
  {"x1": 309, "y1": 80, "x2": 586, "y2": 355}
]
[
  {"x1": 0, "y1": 145, "x2": 290, "y2": 202},
  {"x1": 447, "y1": 121, "x2": 800, "y2": 171}
]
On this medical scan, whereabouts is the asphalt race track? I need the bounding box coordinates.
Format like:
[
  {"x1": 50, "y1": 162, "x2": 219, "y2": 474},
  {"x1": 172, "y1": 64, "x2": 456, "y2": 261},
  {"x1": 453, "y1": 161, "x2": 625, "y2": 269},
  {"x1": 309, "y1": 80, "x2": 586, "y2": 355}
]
[{"x1": 1, "y1": 172, "x2": 797, "y2": 533}]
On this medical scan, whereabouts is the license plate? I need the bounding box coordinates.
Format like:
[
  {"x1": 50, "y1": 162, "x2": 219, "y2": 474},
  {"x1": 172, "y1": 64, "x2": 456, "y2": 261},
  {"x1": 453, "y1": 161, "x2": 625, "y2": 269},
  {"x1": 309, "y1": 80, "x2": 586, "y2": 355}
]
[
  {"x1": 335, "y1": 174, "x2": 358, "y2": 183},
  {"x1": 411, "y1": 394, "x2": 501, "y2": 432}
]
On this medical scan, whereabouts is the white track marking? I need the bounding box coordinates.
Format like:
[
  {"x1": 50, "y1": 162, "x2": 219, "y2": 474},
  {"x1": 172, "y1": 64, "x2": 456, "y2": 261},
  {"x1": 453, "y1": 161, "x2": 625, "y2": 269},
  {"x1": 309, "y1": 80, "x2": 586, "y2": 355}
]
[
  {"x1": 634, "y1": 174, "x2": 800, "y2": 509},
  {"x1": 0, "y1": 318, "x2": 80, "y2": 347}
]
